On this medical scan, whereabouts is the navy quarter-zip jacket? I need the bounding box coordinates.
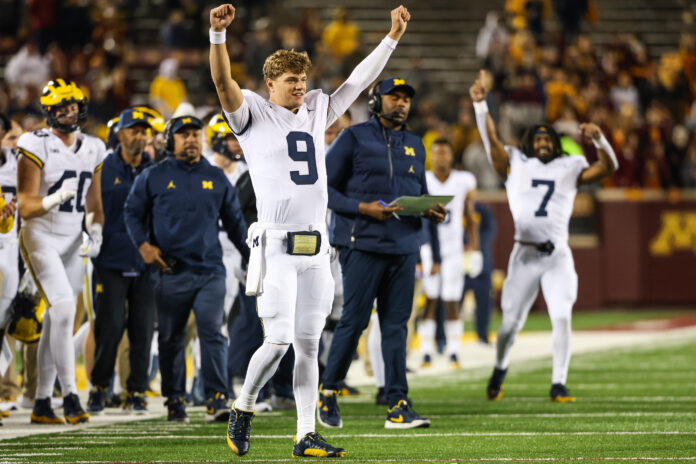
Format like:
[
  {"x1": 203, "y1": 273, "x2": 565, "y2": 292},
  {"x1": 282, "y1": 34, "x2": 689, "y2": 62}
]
[
  {"x1": 124, "y1": 155, "x2": 250, "y2": 275},
  {"x1": 327, "y1": 116, "x2": 440, "y2": 260}
]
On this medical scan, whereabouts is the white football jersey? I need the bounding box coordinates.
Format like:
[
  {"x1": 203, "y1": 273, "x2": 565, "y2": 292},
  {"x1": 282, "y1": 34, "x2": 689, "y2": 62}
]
[
  {"x1": 17, "y1": 129, "x2": 106, "y2": 237},
  {"x1": 426, "y1": 170, "x2": 477, "y2": 256},
  {"x1": 225, "y1": 89, "x2": 330, "y2": 225},
  {"x1": 217, "y1": 163, "x2": 249, "y2": 253},
  {"x1": 0, "y1": 148, "x2": 18, "y2": 240},
  {"x1": 504, "y1": 147, "x2": 588, "y2": 244}
]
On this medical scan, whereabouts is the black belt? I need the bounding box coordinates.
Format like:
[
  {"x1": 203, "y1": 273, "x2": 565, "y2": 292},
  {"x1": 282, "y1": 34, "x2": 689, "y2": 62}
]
[{"x1": 516, "y1": 240, "x2": 555, "y2": 255}]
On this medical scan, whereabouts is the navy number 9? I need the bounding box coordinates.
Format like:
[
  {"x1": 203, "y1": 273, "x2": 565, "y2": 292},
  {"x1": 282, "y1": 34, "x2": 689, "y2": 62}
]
[{"x1": 287, "y1": 132, "x2": 318, "y2": 185}]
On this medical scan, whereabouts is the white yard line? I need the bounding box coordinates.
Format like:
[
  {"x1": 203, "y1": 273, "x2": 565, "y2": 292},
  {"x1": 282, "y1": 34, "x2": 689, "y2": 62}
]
[{"x1": 1, "y1": 326, "x2": 695, "y2": 441}]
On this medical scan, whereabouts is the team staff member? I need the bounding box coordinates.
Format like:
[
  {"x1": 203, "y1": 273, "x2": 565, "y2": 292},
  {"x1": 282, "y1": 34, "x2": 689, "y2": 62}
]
[
  {"x1": 87, "y1": 109, "x2": 156, "y2": 415},
  {"x1": 124, "y1": 115, "x2": 249, "y2": 422},
  {"x1": 319, "y1": 78, "x2": 446, "y2": 429}
]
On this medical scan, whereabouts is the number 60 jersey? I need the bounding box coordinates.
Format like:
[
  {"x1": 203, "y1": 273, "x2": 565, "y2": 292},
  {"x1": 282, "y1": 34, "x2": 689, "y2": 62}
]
[
  {"x1": 504, "y1": 147, "x2": 588, "y2": 245},
  {"x1": 17, "y1": 128, "x2": 106, "y2": 238},
  {"x1": 224, "y1": 89, "x2": 330, "y2": 226}
]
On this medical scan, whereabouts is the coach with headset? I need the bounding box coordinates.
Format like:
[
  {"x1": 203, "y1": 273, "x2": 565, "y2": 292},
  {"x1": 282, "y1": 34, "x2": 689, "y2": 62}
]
[
  {"x1": 124, "y1": 115, "x2": 249, "y2": 422},
  {"x1": 319, "y1": 78, "x2": 445, "y2": 429}
]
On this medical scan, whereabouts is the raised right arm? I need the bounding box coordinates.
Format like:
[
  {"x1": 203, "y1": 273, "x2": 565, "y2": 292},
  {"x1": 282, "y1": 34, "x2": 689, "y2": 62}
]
[
  {"x1": 209, "y1": 4, "x2": 249, "y2": 131},
  {"x1": 470, "y1": 70, "x2": 509, "y2": 180}
]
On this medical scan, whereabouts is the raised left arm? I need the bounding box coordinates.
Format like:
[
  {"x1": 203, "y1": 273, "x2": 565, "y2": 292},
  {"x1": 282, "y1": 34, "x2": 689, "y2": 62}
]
[
  {"x1": 327, "y1": 5, "x2": 411, "y2": 126},
  {"x1": 578, "y1": 123, "x2": 619, "y2": 185}
]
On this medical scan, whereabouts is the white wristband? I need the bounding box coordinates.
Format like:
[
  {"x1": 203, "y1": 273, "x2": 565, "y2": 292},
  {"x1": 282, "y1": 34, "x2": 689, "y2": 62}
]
[
  {"x1": 473, "y1": 100, "x2": 489, "y2": 115},
  {"x1": 210, "y1": 28, "x2": 226, "y2": 45},
  {"x1": 592, "y1": 134, "x2": 619, "y2": 171}
]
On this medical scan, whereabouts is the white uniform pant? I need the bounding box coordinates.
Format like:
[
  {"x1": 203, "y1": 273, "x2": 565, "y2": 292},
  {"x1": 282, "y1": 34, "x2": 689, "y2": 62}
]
[
  {"x1": 497, "y1": 242, "x2": 577, "y2": 384},
  {"x1": 256, "y1": 227, "x2": 334, "y2": 344},
  {"x1": 420, "y1": 244, "x2": 465, "y2": 302},
  {"x1": 19, "y1": 228, "x2": 83, "y2": 308}
]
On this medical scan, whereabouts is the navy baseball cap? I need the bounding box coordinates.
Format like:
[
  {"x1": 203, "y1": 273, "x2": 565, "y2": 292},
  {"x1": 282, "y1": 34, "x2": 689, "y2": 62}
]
[
  {"x1": 376, "y1": 77, "x2": 415, "y2": 97},
  {"x1": 170, "y1": 115, "x2": 203, "y2": 134},
  {"x1": 116, "y1": 108, "x2": 152, "y2": 131}
]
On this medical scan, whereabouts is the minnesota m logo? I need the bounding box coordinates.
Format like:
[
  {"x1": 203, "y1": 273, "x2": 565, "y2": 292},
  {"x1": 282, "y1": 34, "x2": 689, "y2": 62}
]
[
  {"x1": 649, "y1": 211, "x2": 696, "y2": 256},
  {"x1": 404, "y1": 146, "x2": 415, "y2": 157},
  {"x1": 202, "y1": 180, "x2": 213, "y2": 190}
]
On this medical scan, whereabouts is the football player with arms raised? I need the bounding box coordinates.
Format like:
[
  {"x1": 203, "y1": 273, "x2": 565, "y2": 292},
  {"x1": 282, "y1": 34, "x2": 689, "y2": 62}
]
[
  {"x1": 470, "y1": 71, "x2": 618, "y2": 402},
  {"x1": 209, "y1": 3, "x2": 410, "y2": 458}
]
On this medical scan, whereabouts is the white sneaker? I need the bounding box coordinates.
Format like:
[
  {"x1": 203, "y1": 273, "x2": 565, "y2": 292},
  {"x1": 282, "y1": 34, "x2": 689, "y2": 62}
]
[
  {"x1": 20, "y1": 396, "x2": 34, "y2": 409},
  {"x1": 254, "y1": 400, "x2": 272, "y2": 412}
]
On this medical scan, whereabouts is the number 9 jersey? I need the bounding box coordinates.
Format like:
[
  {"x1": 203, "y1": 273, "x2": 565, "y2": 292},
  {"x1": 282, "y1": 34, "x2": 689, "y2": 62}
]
[
  {"x1": 224, "y1": 89, "x2": 330, "y2": 225},
  {"x1": 504, "y1": 147, "x2": 588, "y2": 245},
  {"x1": 17, "y1": 128, "x2": 106, "y2": 238}
]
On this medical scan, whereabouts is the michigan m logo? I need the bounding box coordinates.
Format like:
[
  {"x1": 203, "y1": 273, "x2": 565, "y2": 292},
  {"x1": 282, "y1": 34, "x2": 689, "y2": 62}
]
[
  {"x1": 649, "y1": 211, "x2": 696, "y2": 256},
  {"x1": 132, "y1": 111, "x2": 144, "y2": 120},
  {"x1": 182, "y1": 117, "x2": 191, "y2": 124},
  {"x1": 393, "y1": 79, "x2": 405, "y2": 86},
  {"x1": 404, "y1": 146, "x2": 415, "y2": 157},
  {"x1": 252, "y1": 236, "x2": 260, "y2": 247},
  {"x1": 202, "y1": 180, "x2": 213, "y2": 190}
]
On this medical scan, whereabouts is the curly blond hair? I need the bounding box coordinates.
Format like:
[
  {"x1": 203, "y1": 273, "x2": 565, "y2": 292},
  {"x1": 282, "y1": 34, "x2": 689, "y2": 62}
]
[{"x1": 262, "y1": 49, "x2": 312, "y2": 80}]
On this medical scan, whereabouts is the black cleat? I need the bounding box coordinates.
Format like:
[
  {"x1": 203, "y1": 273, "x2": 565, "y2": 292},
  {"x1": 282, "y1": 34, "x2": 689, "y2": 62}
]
[
  {"x1": 206, "y1": 392, "x2": 230, "y2": 422},
  {"x1": 486, "y1": 367, "x2": 507, "y2": 401},
  {"x1": 385, "y1": 399, "x2": 430, "y2": 429},
  {"x1": 227, "y1": 405, "x2": 254, "y2": 456},
  {"x1": 550, "y1": 383, "x2": 576, "y2": 403},
  {"x1": 317, "y1": 388, "x2": 342, "y2": 428},
  {"x1": 63, "y1": 393, "x2": 90, "y2": 425},
  {"x1": 165, "y1": 396, "x2": 188, "y2": 422},
  {"x1": 124, "y1": 392, "x2": 148, "y2": 414},
  {"x1": 292, "y1": 432, "x2": 346, "y2": 458},
  {"x1": 30, "y1": 398, "x2": 65, "y2": 424},
  {"x1": 87, "y1": 386, "x2": 105, "y2": 414}
]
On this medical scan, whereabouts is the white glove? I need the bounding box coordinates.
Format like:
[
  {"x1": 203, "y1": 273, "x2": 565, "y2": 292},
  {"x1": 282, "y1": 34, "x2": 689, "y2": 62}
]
[
  {"x1": 464, "y1": 250, "x2": 484, "y2": 278},
  {"x1": 42, "y1": 189, "x2": 76, "y2": 211},
  {"x1": 80, "y1": 212, "x2": 103, "y2": 258}
]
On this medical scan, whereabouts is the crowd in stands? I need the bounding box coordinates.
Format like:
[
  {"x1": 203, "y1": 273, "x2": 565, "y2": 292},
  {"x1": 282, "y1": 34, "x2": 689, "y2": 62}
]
[{"x1": 1, "y1": 0, "x2": 696, "y2": 189}]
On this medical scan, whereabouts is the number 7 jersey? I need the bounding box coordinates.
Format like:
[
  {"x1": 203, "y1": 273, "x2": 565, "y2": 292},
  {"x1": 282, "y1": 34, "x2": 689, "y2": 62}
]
[
  {"x1": 504, "y1": 146, "x2": 588, "y2": 244},
  {"x1": 224, "y1": 89, "x2": 330, "y2": 225},
  {"x1": 17, "y1": 128, "x2": 106, "y2": 237}
]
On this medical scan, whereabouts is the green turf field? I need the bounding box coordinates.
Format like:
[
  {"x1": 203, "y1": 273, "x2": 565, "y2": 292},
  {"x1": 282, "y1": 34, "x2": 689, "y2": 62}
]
[{"x1": 2, "y1": 337, "x2": 695, "y2": 463}]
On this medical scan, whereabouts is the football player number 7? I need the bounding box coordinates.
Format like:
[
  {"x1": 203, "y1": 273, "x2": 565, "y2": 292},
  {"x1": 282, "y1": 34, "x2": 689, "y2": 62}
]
[
  {"x1": 287, "y1": 131, "x2": 318, "y2": 185},
  {"x1": 531, "y1": 179, "x2": 555, "y2": 217}
]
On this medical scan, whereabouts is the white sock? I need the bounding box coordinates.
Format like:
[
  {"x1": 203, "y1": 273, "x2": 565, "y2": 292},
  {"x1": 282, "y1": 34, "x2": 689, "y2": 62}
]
[
  {"x1": 551, "y1": 317, "x2": 572, "y2": 385},
  {"x1": 293, "y1": 337, "x2": 320, "y2": 439},
  {"x1": 445, "y1": 319, "x2": 463, "y2": 358},
  {"x1": 367, "y1": 312, "x2": 384, "y2": 388},
  {"x1": 113, "y1": 372, "x2": 123, "y2": 395},
  {"x1": 36, "y1": 311, "x2": 57, "y2": 399},
  {"x1": 418, "y1": 319, "x2": 436, "y2": 358},
  {"x1": 49, "y1": 300, "x2": 78, "y2": 397},
  {"x1": 235, "y1": 341, "x2": 289, "y2": 412}
]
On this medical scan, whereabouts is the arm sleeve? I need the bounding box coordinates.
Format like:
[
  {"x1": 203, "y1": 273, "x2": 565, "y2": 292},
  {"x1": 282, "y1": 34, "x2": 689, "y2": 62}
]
[
  {"x1": 474, "y1": 108, "x2": 493, "y2": 165},
  {"x1": 123, "y1": 169, "x2": 152, "y2": 249},
  {"x1": 220, "y1": 179, "x2": 251, "y2": 262},
  {"x1": 327, "y1": 36, "x2": 398, "y2": 126},
  {"x1": 327, "y1": 130, "x2": 361, "y2": 215}
]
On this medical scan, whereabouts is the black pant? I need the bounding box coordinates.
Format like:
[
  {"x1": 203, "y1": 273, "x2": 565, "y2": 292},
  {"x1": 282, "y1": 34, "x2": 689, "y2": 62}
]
[{"x1": 90, "y1": 265, "x2": 156, "y2": 393}]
